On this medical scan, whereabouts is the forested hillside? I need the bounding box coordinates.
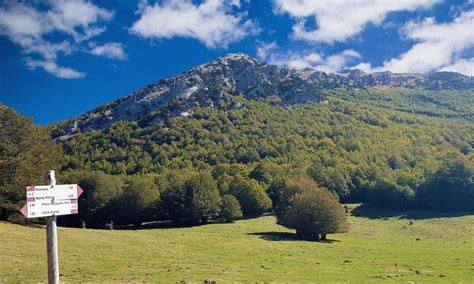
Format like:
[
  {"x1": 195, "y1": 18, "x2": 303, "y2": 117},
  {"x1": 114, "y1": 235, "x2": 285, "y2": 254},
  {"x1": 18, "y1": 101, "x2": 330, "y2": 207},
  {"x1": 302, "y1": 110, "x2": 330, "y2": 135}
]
[
  {"x1": 1, "y1": 55, "x2": 473, "y2": 229},
  {"x1": 53, "y1": 88, "x2": 474, "y2": 228}
]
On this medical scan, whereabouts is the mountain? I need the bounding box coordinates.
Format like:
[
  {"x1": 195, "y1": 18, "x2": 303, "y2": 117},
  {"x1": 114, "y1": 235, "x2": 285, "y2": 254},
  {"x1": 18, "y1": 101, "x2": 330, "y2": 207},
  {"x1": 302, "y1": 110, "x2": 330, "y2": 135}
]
[
  {"x1": 55, "y1": 53, "x2": 473, "y2": 137},
  {"x1": 52, "y1": 53, "x2": 473, "y2": 213}
]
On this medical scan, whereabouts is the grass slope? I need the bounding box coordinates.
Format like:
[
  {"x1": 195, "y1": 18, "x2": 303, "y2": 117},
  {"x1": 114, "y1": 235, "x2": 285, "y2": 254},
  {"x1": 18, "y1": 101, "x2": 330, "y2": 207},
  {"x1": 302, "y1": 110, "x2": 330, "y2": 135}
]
[{"x1": 1, "y1": 208, "x2": 473, "y2": 283}]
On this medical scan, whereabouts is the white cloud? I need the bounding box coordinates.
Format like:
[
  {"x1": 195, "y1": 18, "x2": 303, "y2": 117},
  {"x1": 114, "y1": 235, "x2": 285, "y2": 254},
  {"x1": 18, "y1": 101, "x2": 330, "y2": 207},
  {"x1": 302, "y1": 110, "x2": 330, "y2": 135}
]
[
  {"x1": 352, "y1": 62, "x2": 375, "y2": 73},
  {"x1": 46, "y1": 0, "x2": 113, "y2": 42},
  {"x1": 440, "y1": 58, "x2": 474, "y2": 76},
  {"x1": 89, "y1": 42, "x2": 127, "y2": 60},
  {"x1": 26, "y1": 58, "x2": 86, "y2": 79},
  {"x1": 379, "y1": 10, "x2": 474, "y2": 74},
  {"x1": 130, "y1": 0, "x2": 258, "y2": 49},
  {"x1": 354, "y1": 9, "x2": 474, "y2": 76},
  {"x1": 273, "y1": 0, "x2": 439, "y2": 43},
  {"x1": 0, "y1": 2, "x2": 47, "y2": 39},
  {"x1": 257, "y1": 42, "x2": 361, "y2": 72},
  {"x1": 0, "y1": 0, "x2": 121, "y2": 79}
]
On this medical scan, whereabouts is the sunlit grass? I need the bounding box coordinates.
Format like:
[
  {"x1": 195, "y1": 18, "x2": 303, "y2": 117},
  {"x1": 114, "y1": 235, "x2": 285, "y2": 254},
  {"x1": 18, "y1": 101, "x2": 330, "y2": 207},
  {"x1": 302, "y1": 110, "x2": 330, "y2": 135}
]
[{"x1": 1, "y1": 207, "x2": 473, "y2": 283}]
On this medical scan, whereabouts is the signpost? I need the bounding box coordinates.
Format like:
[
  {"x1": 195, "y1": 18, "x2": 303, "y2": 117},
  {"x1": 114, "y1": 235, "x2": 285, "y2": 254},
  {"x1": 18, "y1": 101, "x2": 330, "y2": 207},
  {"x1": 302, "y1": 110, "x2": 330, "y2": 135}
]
[
  {"x1": 19, "y1": 170, "x2": 84, "y2": 284},
  {"x1": 20, "y1": 184, "x2": 83, "y2": 218}
]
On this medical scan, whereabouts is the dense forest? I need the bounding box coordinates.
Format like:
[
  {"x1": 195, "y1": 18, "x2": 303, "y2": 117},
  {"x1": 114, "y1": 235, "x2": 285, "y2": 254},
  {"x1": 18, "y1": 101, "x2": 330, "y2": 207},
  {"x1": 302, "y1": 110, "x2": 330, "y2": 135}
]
[{"x1": 1, "y1": 86, "x2": 473, "y2": 228}]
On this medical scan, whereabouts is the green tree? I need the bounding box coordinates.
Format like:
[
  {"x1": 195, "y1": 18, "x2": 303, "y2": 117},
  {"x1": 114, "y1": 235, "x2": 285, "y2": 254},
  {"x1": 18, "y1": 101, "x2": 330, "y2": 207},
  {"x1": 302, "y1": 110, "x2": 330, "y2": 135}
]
[
  {"x1": 228, "y1": 175, "x2": 271, "y2": 217},
  {"x1": 416, "y1": 157, "x2": 474, "y2": 211},
  {"x1": 220, "y1": 195, "x2": 243, "y2": 222},
  {"x1": 276, "y1": 177, "x2": 348, "y2": 241},
  {"x1": 161, "y1": 169, "x2": 221, "y2": 225},
  {"x1": 60, "y1": 171, "x2": 124, "y2": 228},
  {"x1": 365, "y1": 178, "x2": 415, "y2": 210},
  {"x1": 249, "y1": 162, "x2": 275, "y2": 184},
  {"x1": 274, "y1": 177, "x2": 315, "y2": 224},
  {"x1": 114, "y1": 177, "x2": 160, "y2": 226},
  {"x1": 267, "y1": 178, "x2": 286, "y2": 210},
  {"x1": 0, "y1": 106, "x2": 63, "y2": 220}
]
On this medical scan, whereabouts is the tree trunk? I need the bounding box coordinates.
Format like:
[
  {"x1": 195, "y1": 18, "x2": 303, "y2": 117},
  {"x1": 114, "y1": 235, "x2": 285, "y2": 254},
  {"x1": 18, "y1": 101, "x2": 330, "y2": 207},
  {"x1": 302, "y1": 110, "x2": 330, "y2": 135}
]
[
  {"x1": 314, "y1": 233, "x2": 320, "y2": 242},
  {"x1": 296, "y1": 229, "x2": 303, "y2": 239}
]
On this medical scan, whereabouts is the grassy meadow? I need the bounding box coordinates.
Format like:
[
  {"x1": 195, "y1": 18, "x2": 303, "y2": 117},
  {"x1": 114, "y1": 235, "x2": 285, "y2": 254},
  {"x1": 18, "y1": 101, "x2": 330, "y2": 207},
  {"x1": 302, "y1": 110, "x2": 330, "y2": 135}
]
[{"x1": 1, "y1": 206, "x2": 473, "y2": 283}]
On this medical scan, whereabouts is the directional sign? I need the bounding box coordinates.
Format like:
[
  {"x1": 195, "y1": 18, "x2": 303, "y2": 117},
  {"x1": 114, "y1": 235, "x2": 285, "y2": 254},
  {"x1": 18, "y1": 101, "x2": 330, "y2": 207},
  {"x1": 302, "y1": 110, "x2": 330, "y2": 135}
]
[
  {"x1": 26, "y1": 184, "x2": 83, "y2": 201},
  {"x1": 21, "y1": 199, "x2": 78, "y2": 218},
  {"x1": 20, "y1": 183, "x2": 84, "y2": 218}
]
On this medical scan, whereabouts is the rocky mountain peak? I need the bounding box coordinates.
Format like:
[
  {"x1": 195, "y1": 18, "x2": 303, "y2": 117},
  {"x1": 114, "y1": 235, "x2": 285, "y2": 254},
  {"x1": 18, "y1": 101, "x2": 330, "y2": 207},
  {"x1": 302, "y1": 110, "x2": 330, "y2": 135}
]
[{"x1": 54, "y1": 53, "x2": 474, "y2": 139}]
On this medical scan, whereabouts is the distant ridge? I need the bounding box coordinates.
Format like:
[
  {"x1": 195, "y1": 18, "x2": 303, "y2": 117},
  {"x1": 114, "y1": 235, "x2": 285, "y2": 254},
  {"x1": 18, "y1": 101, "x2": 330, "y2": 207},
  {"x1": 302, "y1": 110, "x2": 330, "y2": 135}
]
[{"x1": 55, "y1": 53, "x2": 474, "y2": 136}]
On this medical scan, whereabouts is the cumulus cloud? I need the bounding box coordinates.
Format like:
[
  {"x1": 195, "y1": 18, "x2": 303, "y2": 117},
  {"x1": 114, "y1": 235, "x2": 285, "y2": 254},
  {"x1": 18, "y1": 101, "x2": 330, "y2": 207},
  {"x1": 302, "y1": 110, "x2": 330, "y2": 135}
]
[
  {"x1": 440, "y1": 58, "x2": 474, "y2": 76},
  {"x1": 46, "y1": 0, "x2": 113, "y2": 42},
  {"x1": 355, "y1": 9, "x2": 474, "y2": 76},
  {"x1": 273, "y1": 0, "x2": 439, "y2": 43},
  {"x1": 89, "y1": 42, "x2": 127, "y2": 60},
  {"x1": 257, "y1": 42, "x2": 361, "y2": 72},
  {"x1": 130, "y1": 0, "x2": 258, "y2": 49},
  {"x1": 379, "y1": 10, "x2": 474, "y2": 74},
  {"x1": 0, "y1": 0, "x2": 122, "y2": 79}
]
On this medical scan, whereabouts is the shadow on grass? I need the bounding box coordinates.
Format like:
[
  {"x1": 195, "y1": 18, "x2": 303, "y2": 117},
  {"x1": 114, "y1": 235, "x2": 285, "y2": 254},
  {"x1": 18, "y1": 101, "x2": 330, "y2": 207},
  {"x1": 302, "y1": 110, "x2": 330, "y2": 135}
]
[
  {"x1": 352, "y1": 204, "x2": 474, "y2": 220},
  {"x1": 248, "y1": 231, "x2": 340, "y2": 243},
  {"x1": 116, "y1": 214, "x2": 270, "y2": 230},
  {"x1": 117, "y1": 220, "x2": 217, "y2": 230}
]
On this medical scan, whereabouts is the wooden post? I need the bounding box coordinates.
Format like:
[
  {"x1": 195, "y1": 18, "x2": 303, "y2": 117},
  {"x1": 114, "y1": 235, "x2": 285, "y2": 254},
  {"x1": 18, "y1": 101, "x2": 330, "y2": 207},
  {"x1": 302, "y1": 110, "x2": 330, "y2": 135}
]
[{"x1": 45, "y1": 170, "x2": 59, "y2": 284}]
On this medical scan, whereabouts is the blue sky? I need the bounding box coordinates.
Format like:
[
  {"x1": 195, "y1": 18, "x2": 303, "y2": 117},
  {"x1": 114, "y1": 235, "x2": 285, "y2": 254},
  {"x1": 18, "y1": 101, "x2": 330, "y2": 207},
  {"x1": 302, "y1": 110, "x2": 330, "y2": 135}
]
[{"x1": 1, "y1": 0, "x2": 473, "y2": 125}]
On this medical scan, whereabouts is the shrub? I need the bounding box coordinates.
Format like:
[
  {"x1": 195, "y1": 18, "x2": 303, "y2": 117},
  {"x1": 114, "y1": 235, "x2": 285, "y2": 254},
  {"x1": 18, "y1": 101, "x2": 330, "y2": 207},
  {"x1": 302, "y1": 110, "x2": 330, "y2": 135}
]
[{"x1": 220, "y1": 195, "x2": 243, "y2": 222}]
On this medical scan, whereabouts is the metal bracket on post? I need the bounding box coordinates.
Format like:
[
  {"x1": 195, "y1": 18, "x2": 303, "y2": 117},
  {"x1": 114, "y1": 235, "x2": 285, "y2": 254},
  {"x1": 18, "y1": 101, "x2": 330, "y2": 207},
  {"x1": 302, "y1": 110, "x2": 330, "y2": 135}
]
[{"x1": 46, "y1": 170, "x2": 59, "y2": 284}]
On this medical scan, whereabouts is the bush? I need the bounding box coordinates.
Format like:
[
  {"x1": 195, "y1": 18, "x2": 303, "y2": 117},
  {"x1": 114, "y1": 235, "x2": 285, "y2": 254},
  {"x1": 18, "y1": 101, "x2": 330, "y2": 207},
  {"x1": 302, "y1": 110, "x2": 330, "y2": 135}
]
[
  {"x1": 276, "y1": 177, "x2": 348, "y2": 241},
  {"x1": 161, "y1": 169, "x2": 221, "y2": 225},
  {"x1": 220, "y1": 195, "x2": 243, "y2": 222},
  {"x1": 228, "y1": 175, "x2": 271, "y2": 217}
]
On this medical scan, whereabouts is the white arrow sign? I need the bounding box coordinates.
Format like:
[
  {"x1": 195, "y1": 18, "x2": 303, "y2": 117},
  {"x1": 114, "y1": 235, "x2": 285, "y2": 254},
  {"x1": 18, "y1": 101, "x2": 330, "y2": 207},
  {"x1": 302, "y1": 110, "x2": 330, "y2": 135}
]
[
  {"x1": 21, "y1": 199, "x2": 79, "y2": 218},
  {"x1": 25, "y1": 184, "x2": 83, "y2": 201},
  {"x1": 20, "y1": 183, "x2": 84, "y2": 218}
]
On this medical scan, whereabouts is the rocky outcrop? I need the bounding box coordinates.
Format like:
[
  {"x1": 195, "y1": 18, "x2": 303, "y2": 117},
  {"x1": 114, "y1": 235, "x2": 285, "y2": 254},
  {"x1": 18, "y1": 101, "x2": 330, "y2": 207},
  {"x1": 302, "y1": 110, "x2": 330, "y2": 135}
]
[{"x1": 56, "y1": 53, "x2": 473, "y2": 136}]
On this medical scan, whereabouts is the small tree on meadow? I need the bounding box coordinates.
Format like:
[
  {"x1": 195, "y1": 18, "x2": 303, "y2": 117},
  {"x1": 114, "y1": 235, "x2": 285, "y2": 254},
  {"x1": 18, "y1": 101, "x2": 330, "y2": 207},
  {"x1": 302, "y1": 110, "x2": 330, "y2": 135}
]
[
  {"x1": 276, "y1": 177, "x2": 348, "y2": 241},
  {"x1": 220, "y1": 195, "x2": 243, "y2": 222}
]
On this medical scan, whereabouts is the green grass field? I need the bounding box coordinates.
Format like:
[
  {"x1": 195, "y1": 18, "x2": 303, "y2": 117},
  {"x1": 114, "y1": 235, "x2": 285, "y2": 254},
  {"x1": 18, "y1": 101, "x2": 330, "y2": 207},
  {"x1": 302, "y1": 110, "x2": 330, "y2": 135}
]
[{"x1": 1, "y1": 206, "x2": 473, "y2": 283}]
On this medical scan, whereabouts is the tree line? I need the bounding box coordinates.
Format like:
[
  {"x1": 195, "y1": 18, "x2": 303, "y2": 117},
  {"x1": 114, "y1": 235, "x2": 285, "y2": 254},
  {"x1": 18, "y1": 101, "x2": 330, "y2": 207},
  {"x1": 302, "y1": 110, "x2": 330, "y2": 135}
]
[{"x1": 1, "y1": 89, "x2": 473, "y2": 230}]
